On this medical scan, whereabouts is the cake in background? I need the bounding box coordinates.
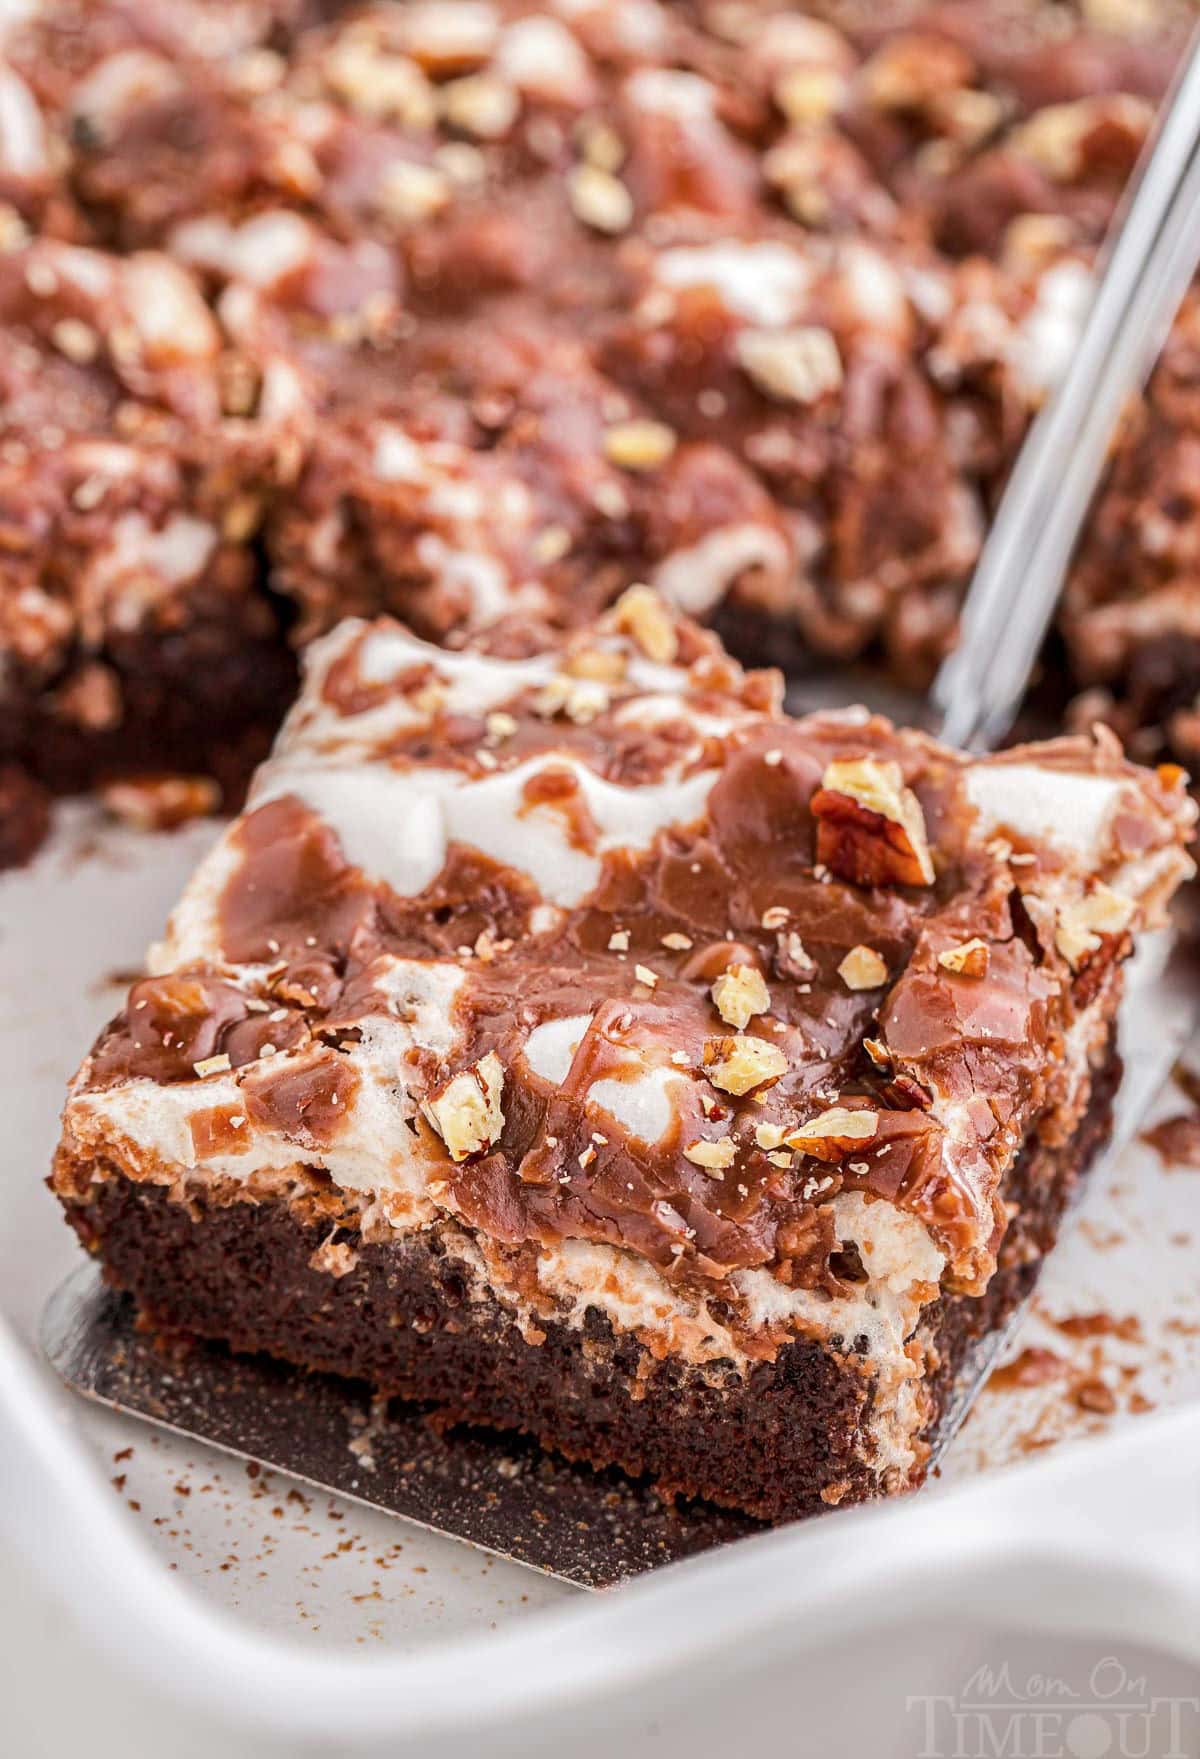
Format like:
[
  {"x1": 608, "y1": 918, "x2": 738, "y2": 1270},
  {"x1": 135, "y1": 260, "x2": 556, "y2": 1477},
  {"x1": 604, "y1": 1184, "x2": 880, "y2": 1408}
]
[{"x1": 1, "y1": 0, "x2": 1196, "y2": 863}]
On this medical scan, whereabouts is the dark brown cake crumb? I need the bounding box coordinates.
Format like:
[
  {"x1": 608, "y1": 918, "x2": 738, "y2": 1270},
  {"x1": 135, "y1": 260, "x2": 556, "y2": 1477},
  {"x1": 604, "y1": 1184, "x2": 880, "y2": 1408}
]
[
  {"x1": 1143, "y1": 1111, "x2": 1200, "y2": 1170},
  {"x1": 0, "y1": 763, "x2": 51, "y2": 871}
]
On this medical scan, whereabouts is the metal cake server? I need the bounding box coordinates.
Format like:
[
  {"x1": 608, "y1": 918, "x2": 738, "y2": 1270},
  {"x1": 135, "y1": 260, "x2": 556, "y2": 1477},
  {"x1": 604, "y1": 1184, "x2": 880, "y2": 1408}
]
[
  {"x1": 933, "y1": 25, "x2": 1200, "y2": 752},
  {"x1": 41, "y1": 30, "x2": 1200, "y2": 1588}
]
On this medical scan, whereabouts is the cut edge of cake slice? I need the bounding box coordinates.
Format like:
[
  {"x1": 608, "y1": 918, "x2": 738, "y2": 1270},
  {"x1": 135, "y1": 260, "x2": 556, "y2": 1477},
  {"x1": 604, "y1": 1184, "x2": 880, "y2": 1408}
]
[{"x1": 51, "y1": 591, "x2": 1196, "y2": 1521}]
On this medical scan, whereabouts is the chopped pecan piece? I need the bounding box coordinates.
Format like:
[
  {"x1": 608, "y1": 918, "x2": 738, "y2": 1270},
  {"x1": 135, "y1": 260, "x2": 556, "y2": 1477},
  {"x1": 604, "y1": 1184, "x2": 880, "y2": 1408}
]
[
  {"x1": 440, "y1": 73, "x2": 519, "y2": 139},
  {"x1": 603, "y1": 419, "x2": 677, "y2": 471},
  {"x1": 193, "y1": 1053, "x2": 232, "y2": 1078},
  {"x1": 568, "y1": 164, "x2": 633, "y2": 234},
  {"x1": 422, "y1": 1052, "x2": 505, "y2": 1162},
  {"x1": 1054, "y1": 884, "x2": 1135, "y2": 969},
  {"x1": 703, "y1": 1034, "x2": 788, "y2": 1096},
  {"x1": 325, "y1": 40, "x2": 432, "y2": 122},
  {"x1": 611, "y1": 583, "x2": 678, "y2": 664},
  {"x1": 564, "y1": 645, "x2": 626, "y2": 683},
  {"x1": 811, "y1": 757, "x2": 935, "y2": 887},
  {"x1": 379, "y1": 161, "x2": 451, "y2": 224},
  {"x1": 711, "y1": 963, "x2": 770, "y2": 1029},
  {"x1": 683, "y1": 1136, "x2": 737, "y2": 1170},
  {"x1": 838, "y1": 945, "x2": 888, "y2": 990},
  {"x1": 1011, "y1": 95, "x2": 1151, "y2": 183},
  {"x1": 862, "y1": 1036, "x2": 891, "y2": 1069},
  {"x1": 786, "y1": 1106, "x2": 879, "y2": 1161},
  {"x1": 52, "y1": 318, "x2": 100, "y2": 364},
  {"x1": 937, "y1": 937, "x2": 990, "y2": 978},
  {"x1": 775, "y1": 65, "x2": 845, "y2": 125},
  {"x1": 486, "y1": 711, "x2": 518, "y2": 743},
  {"x1": 533, "y1": 674, "x2": 609, "y2": 724},
  {"x1": 735, "y1": 326, "x2": 842, "y2": 406},
  {"x1": 859, "y1": 33, "x2": 974, "y2": 112}
]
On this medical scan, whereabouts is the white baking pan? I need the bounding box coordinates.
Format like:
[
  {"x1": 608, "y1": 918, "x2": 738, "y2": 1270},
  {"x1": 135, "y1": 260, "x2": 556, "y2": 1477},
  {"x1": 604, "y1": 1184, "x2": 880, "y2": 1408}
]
[{"x1": 1, "y1": 807, "x2": 1198, "y2": 1757}]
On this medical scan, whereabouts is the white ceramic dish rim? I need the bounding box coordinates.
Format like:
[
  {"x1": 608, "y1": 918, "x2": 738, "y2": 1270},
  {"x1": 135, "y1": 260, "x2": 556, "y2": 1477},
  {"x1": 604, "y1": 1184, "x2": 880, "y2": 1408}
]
[
  {"x1": 2, "y1": 1312, "x2": 1197, "y2": 1748},
  {"x1": 3, "y1": 816, "x2": 1197, "y2": 1744}
]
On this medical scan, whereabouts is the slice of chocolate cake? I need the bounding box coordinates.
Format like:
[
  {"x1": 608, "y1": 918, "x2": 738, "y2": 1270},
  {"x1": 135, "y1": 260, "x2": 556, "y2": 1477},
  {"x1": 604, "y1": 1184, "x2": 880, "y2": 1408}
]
[{"x1": 51, "y1": 591, "x2": 1195, "y2": 1521}]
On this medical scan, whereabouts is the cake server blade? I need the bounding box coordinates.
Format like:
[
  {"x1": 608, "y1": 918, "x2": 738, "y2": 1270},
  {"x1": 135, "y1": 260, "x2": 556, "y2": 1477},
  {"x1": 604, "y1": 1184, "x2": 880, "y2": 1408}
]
[{"x1": 40, "y1": 1259, "x2": 759, "y2": 1589}]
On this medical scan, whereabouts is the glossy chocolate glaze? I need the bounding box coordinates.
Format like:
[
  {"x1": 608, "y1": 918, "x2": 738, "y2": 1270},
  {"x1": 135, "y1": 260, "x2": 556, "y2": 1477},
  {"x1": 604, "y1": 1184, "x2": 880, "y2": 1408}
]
[{"x1": 69, "y1": 599, "x2": 1195, "y2": 1309}]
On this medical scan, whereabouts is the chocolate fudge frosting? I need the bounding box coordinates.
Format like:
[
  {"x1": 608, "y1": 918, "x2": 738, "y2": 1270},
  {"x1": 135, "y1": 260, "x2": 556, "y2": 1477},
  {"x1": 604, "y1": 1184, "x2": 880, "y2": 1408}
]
[
  {"x1": 61, "y1": 593, "x2": 1194, "y2": 1306},
  {"x1": 0, "y1": 0, "x2": 1191, "y2": 729}
]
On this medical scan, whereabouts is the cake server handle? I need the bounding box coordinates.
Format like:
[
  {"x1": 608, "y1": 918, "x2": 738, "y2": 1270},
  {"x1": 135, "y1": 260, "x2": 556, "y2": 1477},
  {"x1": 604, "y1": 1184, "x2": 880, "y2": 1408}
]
[{"x1": 933, "y1": 27, "x2": 1200, "y2": 754}]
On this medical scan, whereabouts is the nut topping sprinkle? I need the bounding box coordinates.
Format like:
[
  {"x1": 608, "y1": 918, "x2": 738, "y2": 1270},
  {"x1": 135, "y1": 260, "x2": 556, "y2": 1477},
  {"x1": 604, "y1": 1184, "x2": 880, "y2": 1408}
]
[
  {"x1": 193, "y1": 1053, "x2": 232, "y2": 1078},
  {"x1": 811, "y1": 757, "x2": 935, "y2": 888},
  {"x1": 440, "y1": 73, "x2": 519, "y2": 139},
  {"x1": 602, "y1": 420, "x2": 677, "y2": 472},
  {"x1": 423, "y1": 1052, "x2": 505, "y2": 1162},
  {"x1": 683, "y1": 1137, "x2": 737, "y2": 1170},
  {"x1": 786, "y1": 1107, "x2": 879, "y2": 1161},
  {"x1": 838, "y1": 945, "x2": 888, "y2": 990},
  {"x1": 611, "y1": 584, "x2": 678, "y2": 664},
  {"x1": 735, "y1": 326, "x2": 843, "y2": 406},
  {"x1": 1054, "y1": 884, "x2": 1135, "y2": 969},
  {"x1": 568, "y1": 163, "x2": 634, "y2": 234},
  {"x1": 711, "y1": 964, "x2": 770, "y2": 1029},
  {"x1": 703, "y1": 1034, "x2": 788, "y2": 1095},
  {"x1": 937, "y1": 937, "x2": 990, "y2": 978},
  {"x1": 533, "y1": 674, "x2": 609, "y2": 724}
]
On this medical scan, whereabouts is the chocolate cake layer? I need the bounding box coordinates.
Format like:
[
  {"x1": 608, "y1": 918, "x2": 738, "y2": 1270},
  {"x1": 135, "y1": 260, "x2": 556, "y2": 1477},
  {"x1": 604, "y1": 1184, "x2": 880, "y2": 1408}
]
[
  {"x1": 0, "y1": 232, "x2": 300, "y2": 856},
  {"x1": 50, "y1": 595, "x2": 1195, "y2": 1518},
  {"x1": 1, "y1": 614, "x2": 297, "y2": 797},
  {"x1": 56, "y1": 1047, "x2": 1119, "y2": 1522}
]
